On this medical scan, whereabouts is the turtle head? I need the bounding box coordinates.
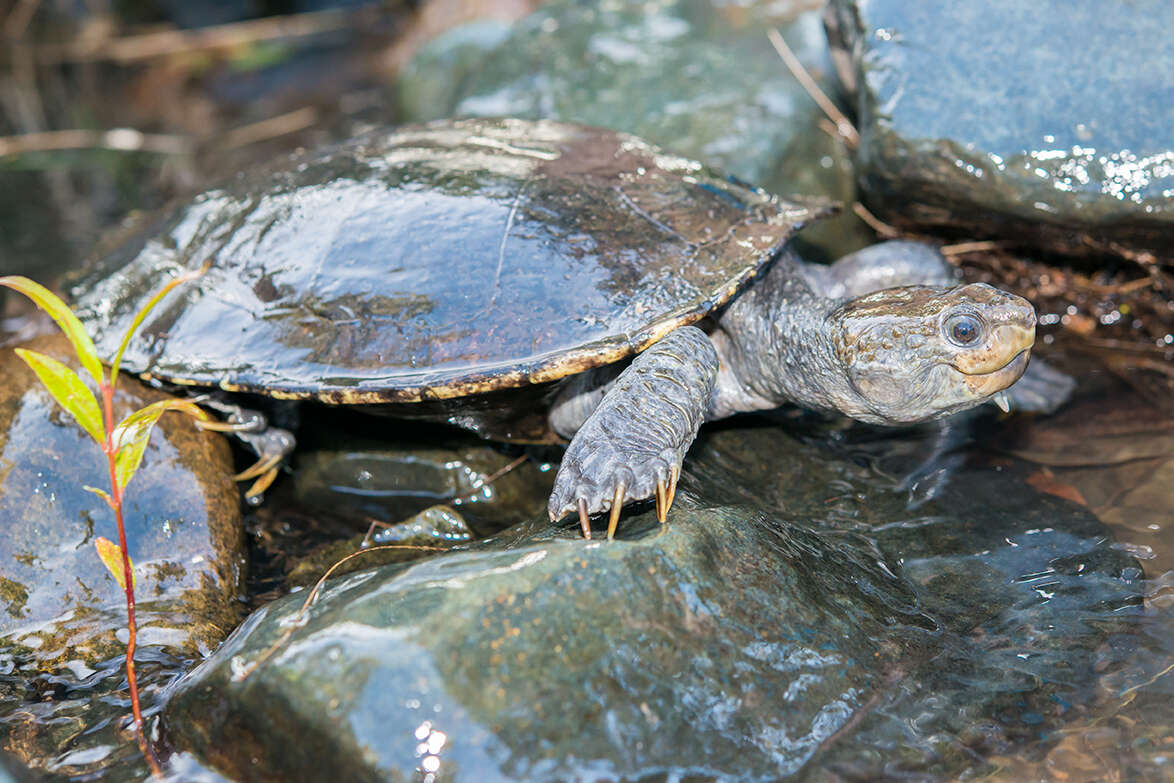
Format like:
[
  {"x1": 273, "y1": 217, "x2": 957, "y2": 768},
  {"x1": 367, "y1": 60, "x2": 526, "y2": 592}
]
[{"x1": 830, "y1": 282, "x2": 1036, "y2": 424}]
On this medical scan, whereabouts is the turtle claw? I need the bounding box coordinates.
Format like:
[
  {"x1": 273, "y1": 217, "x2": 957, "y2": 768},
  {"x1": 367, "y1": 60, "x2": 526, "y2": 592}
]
[
  {"x1": 578, "y1": 498, "x2": 591, "y2": 539},
  {"x1": 243, "y1": 465, "x2": 280, "y2": 502},
  {"x1": 607, "y1": 483, "x2": 626, "y2": 539},
  {"x1": 654, "y1": 466, "x2": 681, "y2": 525},
  {"x1": 234, "y1": 452, "x2": 282, "y2": 482},
  {"x1": 195, "y1": 418, "x2": 259, "y2": 434},
  {"x1": 549, "y1": 455, "x2": 682, "y2": 538}
]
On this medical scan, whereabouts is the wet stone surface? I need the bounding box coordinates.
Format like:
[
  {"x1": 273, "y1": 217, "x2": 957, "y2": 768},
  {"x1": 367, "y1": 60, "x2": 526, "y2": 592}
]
[
  {"x1": 0, "y1": 331, "x2": 245, "y2": 671},
  {"x1": 398, "y1": 0, "x2": 836, "y2": 180},
  {"x1": 826, "y1": 0, "x2": 1174, "y2": 257},
  {"x1": 398, "y1": 0, "x2": 855, "y2": 204},
  {"x1": 291, "y1": 415, "x2": 552, "y2": 531},
  {"x1": 163, "y1": 416, "x2": 1142, "y2": 782}
]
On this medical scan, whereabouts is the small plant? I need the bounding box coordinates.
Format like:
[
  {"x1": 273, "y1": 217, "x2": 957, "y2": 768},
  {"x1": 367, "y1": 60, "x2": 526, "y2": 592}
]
[{"x1": 0, "y1": 271, "x2": 207, "y2": 773}]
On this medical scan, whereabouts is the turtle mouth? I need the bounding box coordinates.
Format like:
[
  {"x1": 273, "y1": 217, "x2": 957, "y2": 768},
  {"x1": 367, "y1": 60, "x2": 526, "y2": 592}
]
[{"x1": 957, "y1": 349, "x2": 1030, "y2": 394}]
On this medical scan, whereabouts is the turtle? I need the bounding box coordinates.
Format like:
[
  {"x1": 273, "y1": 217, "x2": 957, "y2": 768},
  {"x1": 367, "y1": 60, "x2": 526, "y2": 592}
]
[{"x1": 70, "y1": 118, "x2": 1068, "y2": 538}]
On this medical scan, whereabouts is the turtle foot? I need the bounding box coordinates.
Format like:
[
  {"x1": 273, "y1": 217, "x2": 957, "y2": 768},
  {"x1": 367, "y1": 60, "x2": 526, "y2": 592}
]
[
  {"x1": 546, "y1": 326, "x2": 716, "y2": 538},
  {"x1": 549, "y1": 445, "x2": 682, "y2": 539}
]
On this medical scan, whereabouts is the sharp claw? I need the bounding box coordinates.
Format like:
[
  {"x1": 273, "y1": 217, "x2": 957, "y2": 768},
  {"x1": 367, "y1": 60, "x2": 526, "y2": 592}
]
[
  {"x1": 993, "y1": 391, "x2": 1011, "y2": 413},
  {"x1": 655, "y1": 478, "x2": 667, "y2": 524},
  {"x1": 234, "y1": 453, "x2": 283, "y2": 482},
  {"x1": 607, "y1": 483, "x2": 625, "y2": 540},
  {"x1": 244, "y1": 467, "x2": 279, "y2": 500},
  {"x1": 196, "y1": 418, "x2": 256, "y2": 433},
  {"x1": 666, "y1": 465, "x2": 679, "y2": 514},
  {"x1": 578, "y1": 498, "x2": 591, "y2": 539}
]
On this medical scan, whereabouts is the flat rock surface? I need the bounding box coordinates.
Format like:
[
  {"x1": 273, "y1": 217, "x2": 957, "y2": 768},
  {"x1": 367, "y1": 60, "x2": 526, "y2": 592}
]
[
  {"x1": 164, "y1": 419, "x2": 1141, "y2": 782},
  {"x1": 0, "y1": 331, "x2": 244, "y2": 670},
  {"x1": 826, "y1": 0, "x2": 1174, "y2": 257}
]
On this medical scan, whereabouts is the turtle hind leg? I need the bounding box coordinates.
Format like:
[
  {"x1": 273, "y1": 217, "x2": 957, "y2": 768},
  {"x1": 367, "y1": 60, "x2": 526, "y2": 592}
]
[
  {"x1": 547, "y1": 326, "x2": 717, "y2": 539},
  {"x1": 196, "y1": 398, "x2": 295, "y2": 502}
]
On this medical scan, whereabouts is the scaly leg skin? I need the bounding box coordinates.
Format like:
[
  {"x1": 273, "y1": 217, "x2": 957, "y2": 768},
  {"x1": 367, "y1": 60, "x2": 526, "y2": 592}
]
[{"x1": 547, "y1": 326, "x2": 718, "y2": 539}]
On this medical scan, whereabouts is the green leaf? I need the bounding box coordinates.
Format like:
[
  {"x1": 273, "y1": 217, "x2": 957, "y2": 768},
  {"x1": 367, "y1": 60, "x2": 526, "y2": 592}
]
[
  {"x1": 83, "y1": 485, "x2": 115, "y2": 510},
  {"x1": 110, "y1": 262, "x2": 208, "y2": 389},
  {"x1": 95, "y1": 536, "x2": 135, "y2": 591},
  {"x1": 111, "y1": 399, "x2": 208, "y2": 491},
  {"x1": 0, "y1": 276, "x2": 104, "y2": 389},
  {"x1": 13, "y1": 349, "x2": 105, "y2": 444}
]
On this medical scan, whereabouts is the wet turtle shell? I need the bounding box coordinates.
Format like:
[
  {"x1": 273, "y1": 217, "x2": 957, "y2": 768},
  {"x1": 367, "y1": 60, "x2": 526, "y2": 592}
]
[{"x1": 73, "y1": 118, "x2": 826, "y2": 436}]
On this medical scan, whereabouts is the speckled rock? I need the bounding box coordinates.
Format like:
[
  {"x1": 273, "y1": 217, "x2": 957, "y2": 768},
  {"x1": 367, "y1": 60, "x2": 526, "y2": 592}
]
[
  {"x1": 0, "y1": 331, "x2": 244, "y2": 671},
  {"x1": 825, "y1": 0, "x2": 1174, "y2": 257},
  {"x1": 163, "y1": 418, "x2": 1140, "y2": 782}
]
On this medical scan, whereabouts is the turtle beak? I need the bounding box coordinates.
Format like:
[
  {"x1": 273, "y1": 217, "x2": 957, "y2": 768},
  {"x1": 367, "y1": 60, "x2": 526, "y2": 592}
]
[
  {"x1": 961, "y1": 346, "x2": 1032, "y2": 397},
  {"x1": 951, "y1": 317, "x2": 1036, "y2": 376}
]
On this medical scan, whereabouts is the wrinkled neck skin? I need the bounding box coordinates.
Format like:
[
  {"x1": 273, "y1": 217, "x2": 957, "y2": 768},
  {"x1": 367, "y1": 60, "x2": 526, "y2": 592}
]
[{"x1": 708, "y1": 246, "x2": 852, "y2": 420}]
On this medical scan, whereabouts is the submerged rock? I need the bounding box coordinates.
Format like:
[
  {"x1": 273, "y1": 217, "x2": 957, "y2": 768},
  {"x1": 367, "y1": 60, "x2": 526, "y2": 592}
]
[
  {"x1": 292, "y1": 422, "x2": 551, "y2": 532},
  {"x1": 285, "y1": 505, "x2": 478, "y2": 589},
  {"x1": 164, "y1": 417, "x2": 1140, "y2": 781},
  {"x1": 0, "y1": 332, "x2": 245, "y2": 671},
  {"x1": 826, "y1": 0, "x2": 1174, "y2": 257}
]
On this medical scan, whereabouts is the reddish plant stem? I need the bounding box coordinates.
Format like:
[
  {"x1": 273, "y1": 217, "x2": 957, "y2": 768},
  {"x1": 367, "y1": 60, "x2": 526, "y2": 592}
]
[{"x1": 101, "y1": 382, "x2": 161, "y2": 776}]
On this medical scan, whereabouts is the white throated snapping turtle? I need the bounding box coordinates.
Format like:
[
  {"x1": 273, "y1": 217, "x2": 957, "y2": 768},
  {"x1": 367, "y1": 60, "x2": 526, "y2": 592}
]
[{"x1": 72, "y1": 118, "x2": 1064, "y2": 538}]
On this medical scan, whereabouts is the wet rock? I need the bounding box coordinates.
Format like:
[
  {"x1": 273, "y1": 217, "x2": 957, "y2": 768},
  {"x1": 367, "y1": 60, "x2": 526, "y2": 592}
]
[
  {"x1": 825, "y1": 0, "x2": 1174, "y2": 258},
  {"x1": 167, "y1": 509, "x2": 921, "y2": 782},
  {"x1": 285, "y1": 505, "x2": 477, "y2": 589},
  {"x1": 398, "y1": 0, "x2": 858, "y2": 215},
  {"x1": 292, "y1": 423, "x2": 551, "y2": 532},
  {"x1": 164, "y1": 417, "x2": 1140, "y2": 782},
  {"x1": 0, "y1": 332, "x2": 245, "y2": 671}
]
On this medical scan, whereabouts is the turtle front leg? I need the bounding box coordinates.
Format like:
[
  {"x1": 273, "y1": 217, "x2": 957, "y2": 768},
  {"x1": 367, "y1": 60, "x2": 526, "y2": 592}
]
[{"x1": 548, "y1": 326, "x2": 718, "y2": 539}]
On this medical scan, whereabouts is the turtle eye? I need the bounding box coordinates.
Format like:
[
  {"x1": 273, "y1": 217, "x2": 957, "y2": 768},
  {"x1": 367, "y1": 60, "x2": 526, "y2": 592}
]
[{"x1": 945, "y1": 313, "x2": 983, "y2": 346}]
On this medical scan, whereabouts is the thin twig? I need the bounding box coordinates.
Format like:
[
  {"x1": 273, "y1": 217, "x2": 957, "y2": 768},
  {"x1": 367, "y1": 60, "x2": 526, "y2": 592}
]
[
  {"x1": 479, "y1": 453, "x2": 528, "y2": 486},
  {"x1": 236, "y1": 544, "x2": 444, "y2": 682},
  {"x1": 223, "y1": 106, "x2": 319, "y2": 150},
  {"x1": 34, "y1": 8, "x2": 355, "y2": 64},
  {"x1": 939, "y1": 240, "x2": 1012, "y2": 257},
  {"x1": 0, "y1": 128, "x2": 190, "y2": 158},
  {"x1": 767, "y1": 27, "x2": 858, "y2": 149},
  {"x1": 851, "y1": 202, "x2": 899, "y2": 238}
]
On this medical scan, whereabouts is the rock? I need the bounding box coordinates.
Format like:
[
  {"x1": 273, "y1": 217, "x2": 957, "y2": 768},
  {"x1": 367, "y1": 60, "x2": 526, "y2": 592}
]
[
  {"x1": 397, "y1": 0, "x2": 864, "y2": 243},
  {"x1": 285, "y1": 505, "x2": 478, "y2": 589},
  {"x1": 825, "y1": 0, "x2": 1174, "y2": 258},
  {"x1": 292, "y1": 420, "x2": 552, "y2": 532},
  {"x1": 0, "y1": 332, "x2": 245, "y2": 671},
  {"x1": 164, "y1": 418, "x2": 1140, "y2": 781}
]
